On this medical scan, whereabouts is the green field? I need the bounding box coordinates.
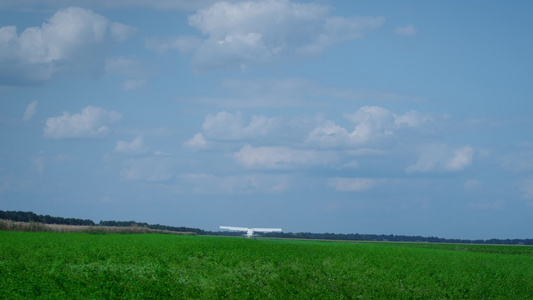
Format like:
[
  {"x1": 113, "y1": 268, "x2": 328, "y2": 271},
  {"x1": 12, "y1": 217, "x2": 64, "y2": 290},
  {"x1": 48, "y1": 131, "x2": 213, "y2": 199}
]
[{"x1": 1, "y1": 231, "x2": 532, "y2": 299}]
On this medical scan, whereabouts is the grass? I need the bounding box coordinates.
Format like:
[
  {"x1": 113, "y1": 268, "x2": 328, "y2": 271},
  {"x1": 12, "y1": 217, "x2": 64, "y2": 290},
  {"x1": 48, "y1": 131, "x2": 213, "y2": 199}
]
[
  {"x1": 0, "y1": 231, "x2": 532, "y2": 299},
  {"x1": 0, "y1": 219, "x2": 196, "y2": 235}
]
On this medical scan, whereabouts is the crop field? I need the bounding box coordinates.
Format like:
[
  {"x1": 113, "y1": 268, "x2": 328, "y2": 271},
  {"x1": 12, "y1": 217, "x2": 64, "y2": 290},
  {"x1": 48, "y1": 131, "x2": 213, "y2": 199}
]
[{"x1": 1, "y1": 231, "x2": 532, "y2": 299}]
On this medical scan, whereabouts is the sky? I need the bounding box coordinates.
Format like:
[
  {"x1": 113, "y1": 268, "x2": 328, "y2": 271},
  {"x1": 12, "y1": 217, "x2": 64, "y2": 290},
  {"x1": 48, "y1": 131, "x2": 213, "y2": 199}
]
[{"x1": 1, "y1": 0, "x2": 532, "y2": 240}]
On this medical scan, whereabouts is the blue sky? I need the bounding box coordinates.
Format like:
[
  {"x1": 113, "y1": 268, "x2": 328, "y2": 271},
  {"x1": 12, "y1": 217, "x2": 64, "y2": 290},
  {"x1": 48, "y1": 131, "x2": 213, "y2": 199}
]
[{"x1": 1, "y1": 0, "x2": 532, "y2": 240}]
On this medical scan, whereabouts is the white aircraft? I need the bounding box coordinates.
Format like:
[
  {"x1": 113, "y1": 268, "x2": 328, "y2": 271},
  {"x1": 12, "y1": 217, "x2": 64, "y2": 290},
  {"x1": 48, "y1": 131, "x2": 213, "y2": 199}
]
[{"x1": 220, "y1": 226, "x2": 282, "y2": 238}]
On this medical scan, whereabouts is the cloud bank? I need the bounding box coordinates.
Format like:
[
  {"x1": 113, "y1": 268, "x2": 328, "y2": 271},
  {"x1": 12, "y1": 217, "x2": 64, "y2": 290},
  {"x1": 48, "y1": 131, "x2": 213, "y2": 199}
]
[
  {"x1": 0, "y1": 7, "x2": 135, "y2": 86},
  {"x1": 307, "y1": 106, "x2": 433, "y2": 148},
  {"x1": 147, "y1": 0, "x2": 384, "y2": 71}
]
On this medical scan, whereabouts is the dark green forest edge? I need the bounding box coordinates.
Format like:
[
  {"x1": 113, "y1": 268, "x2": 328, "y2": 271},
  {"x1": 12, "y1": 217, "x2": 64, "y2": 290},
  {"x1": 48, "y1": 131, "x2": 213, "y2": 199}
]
[{"x1": 1, "y1": 210, "x2": 531, "y2": 245}]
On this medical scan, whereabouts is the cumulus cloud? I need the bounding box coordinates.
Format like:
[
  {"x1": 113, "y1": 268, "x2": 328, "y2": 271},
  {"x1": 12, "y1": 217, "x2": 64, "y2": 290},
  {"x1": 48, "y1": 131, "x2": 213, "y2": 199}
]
[
  {"x1": 23, "y1": 100, "x2": 38, "y2": 121},
  {"x1": 447, "y1": 146, "x2": 474, "y2": 170},
  {"x1": 44, "y1": 105, "x2": 122, "y2": 139},
  {"x1": 183, "y1": 133, "x2": 208, "y2": 151},
  {"x1": 149, "y1": 0, "x2": 384, "y2": 71},
  {"x1": 406, "y1": 144, "x2": 474, "y2": 173},
  {"x1": 115, "y1": 136, "x2": 149, "y2": 154},
  {"x1": 0, "y1": 7, "x2": 135, "y2": 86},
  {"x1": 185, "y1": 107, "x2": 435, "y2": 154},
  {"x1": 200, "y1": 111, "x2": 280, "y2": 141},
  {"x1": 394, "y1": 24, "x2": 417, "y2": 36},
  {"x1": 234, "y1": 144, "x2": 337, "y2": 169},
  {"x1": 344, "y1": 106, "x2": 396, "y2": 143},
  {"x1": 307, "y1": 106, "x2": 432, "y2": 148},
  {"x1": 307, "y1": 120, "x2": 351, "y2": 148},
  {"x1": 184, "y1": 110, "x2": 315, "y2": 151},
  {"x1": 394, "y1": 110, "x2": 432, "y2": 128},
  {"x1": 331, "y1": 177, "x2": 380, "y2": 192}
]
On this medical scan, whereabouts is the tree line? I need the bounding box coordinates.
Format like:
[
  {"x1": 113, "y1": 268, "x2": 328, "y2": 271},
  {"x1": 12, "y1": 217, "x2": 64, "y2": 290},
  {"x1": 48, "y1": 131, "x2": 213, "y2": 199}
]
[
  {"x1": 261, "y1": 232, "x2": 533, "y2": 245},
  {"x1": 0, "y1": 210, "x2": 95, "y2": 226},
  {"x1": 99, "y1": 220, "x2": 207, "y2": 235},
  {"x1": 1, "y1": 210, "x2": 531, "y2": 245},
  {"x1": 0, "y1": 211, "x2": 204, "y2": 234}
]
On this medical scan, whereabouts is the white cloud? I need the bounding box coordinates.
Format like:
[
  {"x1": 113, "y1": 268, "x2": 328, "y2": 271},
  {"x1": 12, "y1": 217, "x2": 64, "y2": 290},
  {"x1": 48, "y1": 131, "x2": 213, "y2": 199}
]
[
  {"x1": 186, "y1": 107, "x2": 435, "y2": 155},
  {"x1": 331, "y1": 177, "x2": 380, "y2": 192},
  {"x1": 307, "y1": 106, "x2": 432, "y2": 148},
  {"x1": 202, "y1": 111, "x2": 243, "y2": 140},
  {"x1": 44, "y1": 105, "x2": 122, "y2": 139},
  {"x1": 345, "y1": 106, "x2": 396, "y2": 143},
  {"x1": 0, "y1": 7, "x2": 135, "y2": 86},
  {"x1": 234, "y1": 144, "x2": 337, "y2": 169},
  {"x1": 184, "y1": 110, "x2": 317, "y2": 151},
  {"x1": 394, "y1": 24, "x2": 417, "y2": 37},
  {"x1": 394, "y1": 110, "x2": 432, "y2": 128},
  {"x1": 115, "y1": 136, "x2": 149, "y2": 154},
  {"x1": 183, "y1": 133, "x2": 208, "y2": 151},
  {"x1": 307, "y1": 120, "x2": 352, "y2": 148},
  {"x1": 153, "y1": 0, "x2": 384, "y2": 71},
  {"x1": 23, "y1": 100, "x2": 38, "y2": 121},
  {"x1": 201, "y1": 111, "x2": 280, "y2": 141},
  {"x1": 447, "y1": 146, "x2": 475, "y2": 171},
  {"x1": 406, "y1": 144, "x2": 474, "y2": 173}
]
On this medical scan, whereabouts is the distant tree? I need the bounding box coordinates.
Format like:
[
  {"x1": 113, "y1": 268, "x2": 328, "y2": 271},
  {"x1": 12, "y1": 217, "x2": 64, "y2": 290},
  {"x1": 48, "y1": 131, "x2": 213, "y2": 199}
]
[{"x1": 0, "y1": 210, "x2": 95, "y2": 226}]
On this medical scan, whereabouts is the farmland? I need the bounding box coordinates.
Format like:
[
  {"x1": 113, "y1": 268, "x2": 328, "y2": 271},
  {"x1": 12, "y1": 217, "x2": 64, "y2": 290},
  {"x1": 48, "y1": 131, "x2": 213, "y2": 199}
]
[{"x1": 1, "y1": 231, "x2": 532, "y2": 299}]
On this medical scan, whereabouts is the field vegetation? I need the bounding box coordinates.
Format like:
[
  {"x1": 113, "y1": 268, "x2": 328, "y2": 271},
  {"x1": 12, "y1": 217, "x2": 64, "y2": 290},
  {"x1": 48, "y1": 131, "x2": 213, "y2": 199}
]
[
  {"x1": 2, "y1": 210, "x2": 532, "y2": 245},
  {"x1": 0, "y1": 219, "x2": 195, "y2": 235},
  {"x1": 1, "y1": 231, "x2": 532, "y2": 299}
]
